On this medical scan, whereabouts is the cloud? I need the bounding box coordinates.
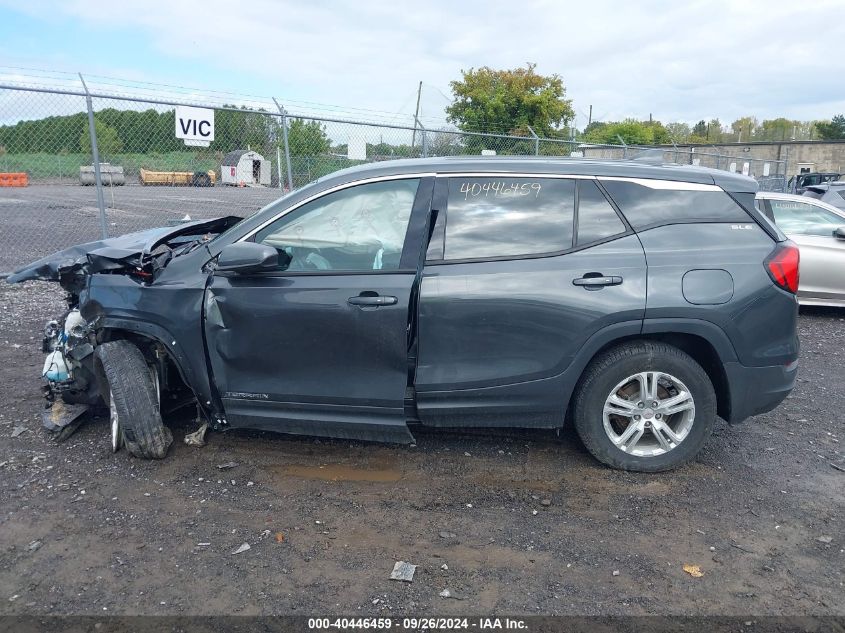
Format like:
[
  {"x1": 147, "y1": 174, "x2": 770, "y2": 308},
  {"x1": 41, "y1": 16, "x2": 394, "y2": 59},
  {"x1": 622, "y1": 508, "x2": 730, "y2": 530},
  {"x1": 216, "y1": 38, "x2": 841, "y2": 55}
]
[{"x1": 3, "y1": 0, "x2": 845, "y2": 127}]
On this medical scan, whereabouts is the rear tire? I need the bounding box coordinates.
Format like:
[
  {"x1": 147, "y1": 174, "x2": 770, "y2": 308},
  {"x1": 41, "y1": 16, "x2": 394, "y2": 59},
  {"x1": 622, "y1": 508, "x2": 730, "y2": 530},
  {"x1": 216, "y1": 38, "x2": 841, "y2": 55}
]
[
  {"x1": 572, "y1": 341, "x2": 716, "y2": 472},
  {"x1": 95, "y1": 340, "x2": 172, "y2": 459}
]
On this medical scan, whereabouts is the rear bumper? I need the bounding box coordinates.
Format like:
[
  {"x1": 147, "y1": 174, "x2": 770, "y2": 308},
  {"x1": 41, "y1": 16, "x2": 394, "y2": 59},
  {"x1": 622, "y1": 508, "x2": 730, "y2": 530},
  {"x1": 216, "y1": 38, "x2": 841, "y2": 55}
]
[{"x1": 724, "y1": 359, "x2": 798, "y2": 424}]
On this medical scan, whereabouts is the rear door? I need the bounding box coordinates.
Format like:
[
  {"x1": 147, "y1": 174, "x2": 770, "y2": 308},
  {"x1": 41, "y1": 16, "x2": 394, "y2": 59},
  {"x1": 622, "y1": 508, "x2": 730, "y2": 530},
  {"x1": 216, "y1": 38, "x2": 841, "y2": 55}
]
[
  {"x1": 414, "y1": 175, "x2": 647, "y2": 427},
  {"x1": 764, "y1": 197, "x2": 845, "y2": 302},
  {"x1": 204, "y1": 176, "x2": 434, "y2": 442}
]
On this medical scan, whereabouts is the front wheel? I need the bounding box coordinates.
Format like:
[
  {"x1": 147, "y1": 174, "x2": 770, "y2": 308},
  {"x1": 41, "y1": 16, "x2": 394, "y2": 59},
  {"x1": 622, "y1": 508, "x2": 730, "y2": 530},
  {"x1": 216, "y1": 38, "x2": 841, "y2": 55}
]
[
  {"x1": 572, "y1": 341, "x2": 716, "y2": 472},
  {"x1": 95, "y1": 340, "x2": 172, "y2": 459}
]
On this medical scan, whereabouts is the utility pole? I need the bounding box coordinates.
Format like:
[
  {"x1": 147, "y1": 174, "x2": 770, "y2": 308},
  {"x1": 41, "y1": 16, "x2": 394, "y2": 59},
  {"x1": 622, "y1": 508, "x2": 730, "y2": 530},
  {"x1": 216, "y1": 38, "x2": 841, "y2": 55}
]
[
  {"x1": 588, "y1": 105, "x2": 593, "y2": 127},
  {"x1": 411, "y1": 81, "x2": 422, "y2": 149}
]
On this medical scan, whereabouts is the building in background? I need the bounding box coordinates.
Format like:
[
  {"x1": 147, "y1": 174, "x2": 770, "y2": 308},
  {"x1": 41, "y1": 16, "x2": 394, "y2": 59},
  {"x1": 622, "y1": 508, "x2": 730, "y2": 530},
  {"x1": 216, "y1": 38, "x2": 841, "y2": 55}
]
[{"x1": 221, "y1": 150, "x2": 271, "y2": 186}]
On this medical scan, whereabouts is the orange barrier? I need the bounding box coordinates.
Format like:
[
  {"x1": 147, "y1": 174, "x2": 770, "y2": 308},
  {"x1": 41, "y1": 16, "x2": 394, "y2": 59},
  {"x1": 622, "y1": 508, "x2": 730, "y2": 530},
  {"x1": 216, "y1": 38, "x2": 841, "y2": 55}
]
[{"x1": 0, "y1": 172, "x2": 28, "y2": 187}]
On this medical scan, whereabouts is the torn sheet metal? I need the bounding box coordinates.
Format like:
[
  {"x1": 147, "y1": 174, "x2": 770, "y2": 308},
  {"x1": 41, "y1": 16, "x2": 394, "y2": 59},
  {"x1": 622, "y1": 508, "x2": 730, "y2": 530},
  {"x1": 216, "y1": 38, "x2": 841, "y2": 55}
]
[{"x1": 42, "y1": 401, "x2": 89, "y2": 434}]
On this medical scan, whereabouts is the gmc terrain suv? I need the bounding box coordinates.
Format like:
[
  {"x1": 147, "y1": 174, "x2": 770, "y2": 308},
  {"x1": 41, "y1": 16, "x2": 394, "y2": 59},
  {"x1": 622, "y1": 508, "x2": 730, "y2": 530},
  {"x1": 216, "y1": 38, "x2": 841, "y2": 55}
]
[{"x1": 9, "y1": 157, "x2": 800, "y2": 471}]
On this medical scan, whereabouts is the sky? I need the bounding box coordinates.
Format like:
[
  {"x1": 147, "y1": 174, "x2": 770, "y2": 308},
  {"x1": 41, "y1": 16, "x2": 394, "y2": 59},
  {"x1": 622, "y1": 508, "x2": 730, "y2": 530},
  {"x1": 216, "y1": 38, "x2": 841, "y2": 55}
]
[{"x1": 1, "y1": 0, "x2": 844, "y2": 130}]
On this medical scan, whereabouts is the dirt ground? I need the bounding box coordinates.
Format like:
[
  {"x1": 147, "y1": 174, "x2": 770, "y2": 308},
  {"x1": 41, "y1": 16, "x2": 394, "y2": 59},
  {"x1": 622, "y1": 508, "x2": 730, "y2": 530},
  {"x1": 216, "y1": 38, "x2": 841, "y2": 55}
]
[{"x1": 0, "y1": 280, "x2": 842, "y2": 617}]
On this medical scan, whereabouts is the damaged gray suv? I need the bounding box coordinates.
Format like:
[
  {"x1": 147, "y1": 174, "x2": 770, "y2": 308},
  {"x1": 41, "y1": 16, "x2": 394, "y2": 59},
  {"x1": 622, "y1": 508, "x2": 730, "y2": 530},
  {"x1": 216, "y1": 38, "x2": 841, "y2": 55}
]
[{"x1": 9, "y1": 157, "x2": 800, "y2": 471}]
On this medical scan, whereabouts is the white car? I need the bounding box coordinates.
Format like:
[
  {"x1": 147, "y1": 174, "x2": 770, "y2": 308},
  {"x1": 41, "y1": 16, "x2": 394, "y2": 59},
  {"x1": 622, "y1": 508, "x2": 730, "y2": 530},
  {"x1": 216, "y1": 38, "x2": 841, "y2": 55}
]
[{"x1": 757, "y1": 191, "x2": 845, "y2": 307}]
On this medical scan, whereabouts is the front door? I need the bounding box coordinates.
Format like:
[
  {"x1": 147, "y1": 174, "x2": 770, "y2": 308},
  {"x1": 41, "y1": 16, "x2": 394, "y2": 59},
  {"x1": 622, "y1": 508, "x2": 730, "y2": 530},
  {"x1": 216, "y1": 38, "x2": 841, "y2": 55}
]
[{"x1": 204, "y1": 177, "x2": 434, "y2": 441}]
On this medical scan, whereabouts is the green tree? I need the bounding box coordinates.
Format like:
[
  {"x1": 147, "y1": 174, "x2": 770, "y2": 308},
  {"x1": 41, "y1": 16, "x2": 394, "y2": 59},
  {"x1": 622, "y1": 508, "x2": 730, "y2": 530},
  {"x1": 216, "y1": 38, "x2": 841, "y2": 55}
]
[
  {"x1": 692, "y1": 120, "x2": 707, "y2": 137},
  {"x1": 707, "y1": 118, "x2": 725, "y2": 142},
  {"x1": 665, "y1": 122, "x2": 691, "y2": 143},
  {"x1": 816, "y1": 115, "x2": 845, "y2": 140},
  {"x1": 730, "y1": 116, "x2": 758, "y2": 142},
  {"x1": 582, "y1": 121, "x2": 607, "y2": 137},
  {"x1": 211, "y1": 106, "x2": 282, "y2": 156},
  {"x1": 79, "y1": 120, "x2": 123, "y2": 155},
  {"x1": 584, "y1": 119, "x2": 657, "y2": 145},
  {"x1": 644, "y1": 120, "x2": 671, "y2": 144},
  {"x1": 288, "y1": 119, "x2": 331, "y2": 156},
  {"x1": 446, "y1": 63, "x2": 574, "y2": 137},
  {"x1": 757, "y1": 118, "x2": 799, "y2": 141}
]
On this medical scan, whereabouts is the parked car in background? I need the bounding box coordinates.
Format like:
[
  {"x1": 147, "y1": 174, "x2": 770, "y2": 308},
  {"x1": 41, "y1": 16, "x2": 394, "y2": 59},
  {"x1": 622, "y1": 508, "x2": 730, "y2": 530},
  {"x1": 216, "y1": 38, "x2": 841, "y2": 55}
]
[
  {"x1": 757, "y1": 191, "x2": 845, "y2": 307},
  {"x1": 801, "y1": 181, "x2": 845, "y2": 210},
  {"x1": 9, "y1": 157, "x2": 800, "y2": 472},
  {"x1": 788, "y1": 172, "x2": 840, "y2": 195}
]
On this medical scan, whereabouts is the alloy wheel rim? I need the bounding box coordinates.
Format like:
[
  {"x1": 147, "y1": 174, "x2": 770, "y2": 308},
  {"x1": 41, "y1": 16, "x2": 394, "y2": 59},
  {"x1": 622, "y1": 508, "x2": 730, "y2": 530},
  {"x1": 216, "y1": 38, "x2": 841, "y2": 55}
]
[
  {"x1": 602, "y1": 371, "x2": 696, "y2": 457},
  {"x1": 109, "y1": 389, "x2": 121, "y2": 453}
]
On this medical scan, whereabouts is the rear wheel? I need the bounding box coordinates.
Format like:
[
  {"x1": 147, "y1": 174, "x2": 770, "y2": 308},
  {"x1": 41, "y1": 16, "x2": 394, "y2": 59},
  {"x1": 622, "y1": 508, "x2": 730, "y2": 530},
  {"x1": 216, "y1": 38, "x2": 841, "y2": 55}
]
[
  {"x1": 96, "y1": 340, "x2": 172, "y2": 459},
  {"x1": 573, "y1": 341, "x2": 716, "y2": 472}
]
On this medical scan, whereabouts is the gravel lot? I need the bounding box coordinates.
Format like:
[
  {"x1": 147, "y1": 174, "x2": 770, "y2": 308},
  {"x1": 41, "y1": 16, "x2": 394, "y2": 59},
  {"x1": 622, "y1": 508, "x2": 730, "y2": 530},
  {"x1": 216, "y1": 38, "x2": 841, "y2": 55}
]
[
  {"x1": 0, "y1": 184, "x2": 281, "y2": 272},
  {"x1": 0, "y1": 279, "x2": 842, "y2": 617}
]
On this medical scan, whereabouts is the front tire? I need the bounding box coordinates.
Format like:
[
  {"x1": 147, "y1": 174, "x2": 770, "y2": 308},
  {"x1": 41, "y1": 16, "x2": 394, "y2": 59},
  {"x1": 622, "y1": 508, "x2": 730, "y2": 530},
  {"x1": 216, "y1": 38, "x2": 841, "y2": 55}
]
[
  {"x1": 95, "y1": 341, "x2": 172, "y2": 459},
  {"x1": 573, "y1": 341, "x2": 716, "y2": 472}
]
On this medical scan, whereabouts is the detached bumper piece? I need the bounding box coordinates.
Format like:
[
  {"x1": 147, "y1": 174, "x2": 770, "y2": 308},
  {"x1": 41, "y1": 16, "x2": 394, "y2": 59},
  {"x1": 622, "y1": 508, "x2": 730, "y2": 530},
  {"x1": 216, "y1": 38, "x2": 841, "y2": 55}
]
[{"x1": 42, "y1": 400, "x2": 90, "y2": 442}]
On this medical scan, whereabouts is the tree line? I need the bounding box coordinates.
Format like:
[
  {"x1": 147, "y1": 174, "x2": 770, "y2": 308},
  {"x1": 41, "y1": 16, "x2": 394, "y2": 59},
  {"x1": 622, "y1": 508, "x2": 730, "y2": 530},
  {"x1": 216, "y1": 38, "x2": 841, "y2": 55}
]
[
  {"x1": 0, "y1": 106, "x2": 332, "y2": 157},
  {"x1": 3, "y1": 64, "x2": 845, "y2": 160},
  {"x1": 445, "y1": 64, "x2": 845, "y2": 145},
  {"x1": 581, "y1": 115, "x2": 845, "y2": 146}
]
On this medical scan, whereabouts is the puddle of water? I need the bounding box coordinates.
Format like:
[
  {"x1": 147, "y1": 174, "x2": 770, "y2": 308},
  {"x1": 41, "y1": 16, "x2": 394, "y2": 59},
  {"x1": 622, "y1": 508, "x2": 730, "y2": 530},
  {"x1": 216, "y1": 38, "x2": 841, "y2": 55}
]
[{"x1": 272, "y1": 462, "x2": 403, "y2": 483}]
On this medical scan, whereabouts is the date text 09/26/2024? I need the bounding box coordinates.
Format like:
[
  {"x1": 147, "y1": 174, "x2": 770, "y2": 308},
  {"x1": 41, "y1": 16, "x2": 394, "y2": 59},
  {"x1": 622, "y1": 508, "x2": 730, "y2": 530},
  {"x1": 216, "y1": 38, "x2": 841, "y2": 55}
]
[{"x1": 307, "y1": 617, "x2": 528, "y2": 630}]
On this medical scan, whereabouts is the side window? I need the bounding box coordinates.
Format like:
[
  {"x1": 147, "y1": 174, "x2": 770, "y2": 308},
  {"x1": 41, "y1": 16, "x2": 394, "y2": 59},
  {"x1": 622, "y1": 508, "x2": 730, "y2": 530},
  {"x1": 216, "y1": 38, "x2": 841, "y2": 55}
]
[
  {"x1": 769, "y1": 200, "x2": 844, "y2": 236},
  {"x1": 254, "y1": 179, "x2": 419, "y2": 271},
  {"x1": 600, "y1": 179, "x2": 750, "y2": 229},
  {"x1": 576, "y1": 180, "x2": 626, "y2": 245},
  {"x1": 443, "y1": 177, "x2": 575, "y2": 260}
]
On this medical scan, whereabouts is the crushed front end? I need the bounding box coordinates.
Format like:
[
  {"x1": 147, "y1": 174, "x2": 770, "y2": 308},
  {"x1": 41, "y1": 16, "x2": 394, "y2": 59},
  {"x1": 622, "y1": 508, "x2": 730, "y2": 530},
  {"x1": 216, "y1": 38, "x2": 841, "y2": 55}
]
[{"x1": 9, "y1": 216, "x2": 243, "y2": 440}]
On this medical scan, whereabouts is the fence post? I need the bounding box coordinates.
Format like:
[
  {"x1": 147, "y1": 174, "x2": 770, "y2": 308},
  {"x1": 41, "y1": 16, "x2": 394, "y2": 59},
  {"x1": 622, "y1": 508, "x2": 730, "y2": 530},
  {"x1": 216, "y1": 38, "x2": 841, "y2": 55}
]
[
  {"x1": 783, "y1": 145, "x2": 790, "y2": 181},
  {"x1": 79, "y1": 73, "x2": 108, "y2": 239},
  {"x1": 527, "y1": 125, "x2": 539, "y2": 155},
  {"x1": 416, "y1": 118, "x2": 428, "y2": 157},
  {"x1": 276, "y1": 146, "x2": 282, "y2": 189},
  {"x1": 273, "y1": 98, "x2": 294, "y2": 191},
  {"x1": 616, "y1": 135, "x2": 628, "y2": 159}
]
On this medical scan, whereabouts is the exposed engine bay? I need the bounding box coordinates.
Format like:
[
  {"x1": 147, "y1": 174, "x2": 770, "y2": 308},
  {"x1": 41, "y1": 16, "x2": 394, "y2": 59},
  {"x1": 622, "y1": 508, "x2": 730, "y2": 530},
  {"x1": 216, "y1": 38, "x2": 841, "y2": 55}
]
[{"x1": 42, "y1": 308, "x2": 97, "y2": 405}]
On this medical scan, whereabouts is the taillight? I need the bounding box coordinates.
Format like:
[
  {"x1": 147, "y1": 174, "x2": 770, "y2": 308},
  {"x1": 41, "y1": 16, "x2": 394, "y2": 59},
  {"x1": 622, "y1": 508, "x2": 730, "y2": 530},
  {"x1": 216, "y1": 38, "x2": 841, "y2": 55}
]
[{"x1": 765, "y1": 242, "x2": 800, "y2": 294}]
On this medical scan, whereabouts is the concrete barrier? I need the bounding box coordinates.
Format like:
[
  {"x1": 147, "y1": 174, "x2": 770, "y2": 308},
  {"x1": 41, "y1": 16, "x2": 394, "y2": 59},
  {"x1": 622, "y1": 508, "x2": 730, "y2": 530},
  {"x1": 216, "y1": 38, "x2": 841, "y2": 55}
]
[
  {"x1": 0, "y1": 172, "x2": 28, "y2": 187},
  {"x1": 79, "y1": 164, "x2": 125, "y2": 186}
]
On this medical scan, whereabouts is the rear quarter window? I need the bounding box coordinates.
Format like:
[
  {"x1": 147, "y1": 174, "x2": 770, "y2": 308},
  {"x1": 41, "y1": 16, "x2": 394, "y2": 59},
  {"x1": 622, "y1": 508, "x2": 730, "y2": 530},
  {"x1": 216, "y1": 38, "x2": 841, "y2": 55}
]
[
  {"x1": 599, "y1": 179, "x2": 750, "y2": 230},
  {"x1": 576, "y1": 180, "x2": 626, "y2": 245}
]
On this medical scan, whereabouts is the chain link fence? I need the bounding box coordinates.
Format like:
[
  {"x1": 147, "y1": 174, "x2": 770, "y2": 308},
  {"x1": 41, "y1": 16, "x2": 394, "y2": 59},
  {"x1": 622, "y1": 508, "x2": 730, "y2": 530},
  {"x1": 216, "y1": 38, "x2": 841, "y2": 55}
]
[
  {"x1": 0, "y1": 80, "x2": 787, "y2": 273},
  {"x1": 577, "y1": 144, "x2": 788, "y2": 191}
]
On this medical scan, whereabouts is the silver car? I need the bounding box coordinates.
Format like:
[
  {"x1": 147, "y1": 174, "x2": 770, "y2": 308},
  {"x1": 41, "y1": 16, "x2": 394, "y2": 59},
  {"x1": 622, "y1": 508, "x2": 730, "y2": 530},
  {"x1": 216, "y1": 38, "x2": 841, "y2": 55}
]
[
  {"x1": 802, "y1": 181, "x2": 845, "y2": 210},
  {"x1": 757, "y1": 191, "x2": 845, "y2": 307}
]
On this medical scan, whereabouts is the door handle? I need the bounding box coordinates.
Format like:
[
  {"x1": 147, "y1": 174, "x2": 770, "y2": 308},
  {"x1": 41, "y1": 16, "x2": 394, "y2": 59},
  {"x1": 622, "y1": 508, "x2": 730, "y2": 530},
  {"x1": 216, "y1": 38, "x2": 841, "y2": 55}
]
[
  {"x1": 347, "y1": 294, "x2": 398, "y2": 306},
  {"x1": 572, "y1": 275, "x2": 623, "y2": 288}
]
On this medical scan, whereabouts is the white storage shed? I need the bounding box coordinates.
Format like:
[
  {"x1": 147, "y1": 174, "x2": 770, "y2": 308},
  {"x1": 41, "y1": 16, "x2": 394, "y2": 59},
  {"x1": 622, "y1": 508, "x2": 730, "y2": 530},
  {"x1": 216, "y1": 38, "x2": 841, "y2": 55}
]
[{"x1": 221, "y1": 150, "x2": 271, "y2": 186}]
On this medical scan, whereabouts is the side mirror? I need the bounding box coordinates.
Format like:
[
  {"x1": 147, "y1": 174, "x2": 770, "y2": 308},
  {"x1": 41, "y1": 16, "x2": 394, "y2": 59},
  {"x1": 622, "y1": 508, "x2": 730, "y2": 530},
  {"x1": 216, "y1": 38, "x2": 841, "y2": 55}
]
[
  {"x1": 834, "y1": 227, "x2": 845, "y2": 240},
  {"x1": 215, "y1": 242, "x2": 278, "y2": 274}
]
